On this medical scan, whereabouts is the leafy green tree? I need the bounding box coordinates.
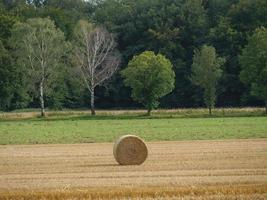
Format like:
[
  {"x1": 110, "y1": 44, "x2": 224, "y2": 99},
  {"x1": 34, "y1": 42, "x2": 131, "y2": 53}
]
[
  {"x1": 121, "y1": 51, "x2": 175, "y2": 115},
  {"x1": 191, "y1": 45, "x2": 225, "y2": 115},
  {"x1": 239, "y1": 27, "x2": 267, "y2": 113},
  {"x1": 10, "y1": 18, "x2": 68, "y2": 116}
]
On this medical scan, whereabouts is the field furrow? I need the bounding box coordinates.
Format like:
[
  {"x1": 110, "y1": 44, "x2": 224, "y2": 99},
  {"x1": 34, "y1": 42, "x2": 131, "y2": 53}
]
[{"x1": 0, "y1": 139, "x2": 267, "y2": 199}]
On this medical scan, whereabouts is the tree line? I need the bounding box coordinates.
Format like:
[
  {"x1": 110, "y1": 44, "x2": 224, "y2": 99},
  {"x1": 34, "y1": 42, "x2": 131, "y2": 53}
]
[{"x1": 0, "y1": 0, "x2": 266, "y2": 115}]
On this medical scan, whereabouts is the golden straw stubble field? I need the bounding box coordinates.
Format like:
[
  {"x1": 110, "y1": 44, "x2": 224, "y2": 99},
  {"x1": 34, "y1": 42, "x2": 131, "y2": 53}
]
[{"x1": 0, "y1": 139, "x2": 267, "y2": 199}]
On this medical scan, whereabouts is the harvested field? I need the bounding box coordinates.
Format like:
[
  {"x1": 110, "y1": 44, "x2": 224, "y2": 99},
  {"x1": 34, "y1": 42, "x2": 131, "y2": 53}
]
[{"x1": 0, "y1": 139, "x2": 267, "y2": 199}]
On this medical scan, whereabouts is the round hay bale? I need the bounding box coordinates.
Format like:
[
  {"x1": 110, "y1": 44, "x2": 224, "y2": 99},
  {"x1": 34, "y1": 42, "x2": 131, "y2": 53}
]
[{"x1": 113, "y1": 135, "x2": 148, "y2": 165}]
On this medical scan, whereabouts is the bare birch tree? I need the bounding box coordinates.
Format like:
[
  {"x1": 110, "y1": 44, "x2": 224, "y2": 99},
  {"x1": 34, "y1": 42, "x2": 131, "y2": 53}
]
[
  {"x1": 73, "y1": 20, "x2": 120, "y2": 115},
  {"x1": 11, "y1": 18, "x2": 67, "y2": 117}
]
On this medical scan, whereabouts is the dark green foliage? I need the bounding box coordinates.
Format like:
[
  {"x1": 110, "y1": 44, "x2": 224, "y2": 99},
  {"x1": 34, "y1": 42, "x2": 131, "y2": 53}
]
[
  {"x1": 0, "y1": 40, "x2": 29, "y2": 111},
  {"x1": 229, "y1": 0, "x2": 267, "y2": 33},
  {"x1": 205, "y1": 0, "x2": 267, "y2": 107},
  {"x1": 207, "y1": 17, "x2": 243, "y2": 106},
  {"x1": 94, "y1": 0, "x2": 209, "y2": 107},
  {"x1": 0, "y1": 13, "x2": 18, "y2": 45},
  {"x1": 0, "y1": 0, "x2": 266, "y2": 110},
  {"x1": 121, "y1": 51, "x2": 175, "y2": 115},
  {"x1": 0, "y1": 40, "x2": 14, "y2": 110},
  {"x1": 0, "y1": 12, "x2": 29, "y2": 111},
  {"x1": 239, "y1": 27, "x2": 267, "y2": 112}
]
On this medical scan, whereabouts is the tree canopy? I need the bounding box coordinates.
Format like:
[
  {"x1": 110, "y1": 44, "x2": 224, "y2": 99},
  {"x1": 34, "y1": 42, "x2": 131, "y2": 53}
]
[
  {"x1": 191, "y1": 45, "x2": 225, "y2": 114},
  {"x1": 0, "y1": 0, "x2": 266, "y2": 111},
  {"x1": 239, "y1": 27, "x2": 267, "y2": 112},
  {"x1": 122, "y1": 51, "x2": 175, "y2": 115},
  {"x1": 10, "y1": 18, "x2": 67, "y2": 116}
]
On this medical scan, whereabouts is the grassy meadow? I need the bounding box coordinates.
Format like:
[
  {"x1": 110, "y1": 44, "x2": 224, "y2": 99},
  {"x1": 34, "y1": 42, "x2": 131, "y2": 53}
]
[{"x1": 0, "y1": 108, "x2": 266, "y2": 145}]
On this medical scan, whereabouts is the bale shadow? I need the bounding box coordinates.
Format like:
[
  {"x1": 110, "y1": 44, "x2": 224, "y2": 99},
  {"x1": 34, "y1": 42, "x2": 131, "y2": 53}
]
[{"x1": 77, "y1": 163, "x2": 118, "y2": 168}]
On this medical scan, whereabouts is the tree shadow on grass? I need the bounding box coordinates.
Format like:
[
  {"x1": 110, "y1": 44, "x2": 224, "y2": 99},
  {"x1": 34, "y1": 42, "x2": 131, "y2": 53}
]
[
  {"x1": 0, "y1": 111, "x2": 266, "y2": 123},
  {"x1": 43, "y1": 114, "x2": 149, "y2": 121},
  {"x1": 35, "y1": 111, "x2": 267, "y2": 122}
]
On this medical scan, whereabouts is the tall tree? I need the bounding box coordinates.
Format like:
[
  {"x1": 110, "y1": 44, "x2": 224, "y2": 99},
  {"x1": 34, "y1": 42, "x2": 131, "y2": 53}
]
[
  {"x1": 191, "y1": 45, "x2": 225, "y2": 115},
  {"x1": 10, "y1": 18, "x2": 67, "y2": 116},
  {"x1": 73, "y1": 20, "x2": 120, "y2": 115},
  {"x1": 121, "y1": 51, "x2": 175, "y2": 115},
  {"x1": 239, "y1": 27, "x2": 267, "y2": 113}
]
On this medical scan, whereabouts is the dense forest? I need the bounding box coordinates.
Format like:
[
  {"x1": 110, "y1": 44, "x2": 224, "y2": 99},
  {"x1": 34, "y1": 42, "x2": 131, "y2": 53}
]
[{"x1": 0, "y1": 0, "x2": 267, "y2": 112}]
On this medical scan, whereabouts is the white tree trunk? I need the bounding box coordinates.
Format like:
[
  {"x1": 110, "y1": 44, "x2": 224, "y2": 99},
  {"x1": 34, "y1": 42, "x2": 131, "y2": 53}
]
[
  {"x1": 90, "y1": 88, "x2": 95, "y2": 116},
  {"x1": 39, "y1": 81, "x2": 45, "y2": 117}
]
